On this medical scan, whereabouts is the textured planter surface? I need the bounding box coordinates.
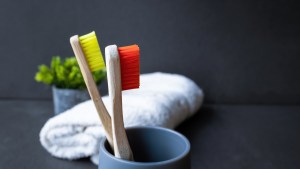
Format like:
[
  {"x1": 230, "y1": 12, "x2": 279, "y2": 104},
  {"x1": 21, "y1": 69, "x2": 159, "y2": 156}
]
[{"x1": 52, "y1": 86, "x2": 90, "y2": 115}]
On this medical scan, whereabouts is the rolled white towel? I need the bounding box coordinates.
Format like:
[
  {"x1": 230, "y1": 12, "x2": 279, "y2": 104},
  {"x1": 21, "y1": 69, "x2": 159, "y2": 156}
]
[{"x1": 40, "y1": 72, "x2": 204, "y2": 165}]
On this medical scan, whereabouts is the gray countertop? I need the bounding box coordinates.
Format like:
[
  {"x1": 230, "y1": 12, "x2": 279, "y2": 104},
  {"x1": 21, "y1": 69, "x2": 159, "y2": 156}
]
[{"x1": 1, "y1": 100, "x2": 300, "y2": 169}]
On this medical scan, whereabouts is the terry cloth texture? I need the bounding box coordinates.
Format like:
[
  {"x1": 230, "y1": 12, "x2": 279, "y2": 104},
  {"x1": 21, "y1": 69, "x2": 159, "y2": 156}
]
[{"x1": 40, "y1": 72, "x2": 204, "y2": 165}]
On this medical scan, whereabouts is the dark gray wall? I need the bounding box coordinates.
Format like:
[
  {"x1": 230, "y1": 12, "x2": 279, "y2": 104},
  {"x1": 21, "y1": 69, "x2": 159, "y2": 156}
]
[{"x1": 0, "y1": 0, "x2": 299, "y2": 104}]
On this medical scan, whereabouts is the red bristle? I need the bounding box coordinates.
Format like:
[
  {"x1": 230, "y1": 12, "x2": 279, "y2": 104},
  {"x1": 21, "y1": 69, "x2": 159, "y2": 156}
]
[{"x1": 118, "y1": 44, "x2": 140, "y2": 90}]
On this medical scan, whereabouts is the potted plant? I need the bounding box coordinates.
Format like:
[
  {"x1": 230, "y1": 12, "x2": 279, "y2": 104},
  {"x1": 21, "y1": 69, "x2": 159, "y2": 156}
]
[{"x1": 35, "y1": 56, "x2": 106, "y2": 115}]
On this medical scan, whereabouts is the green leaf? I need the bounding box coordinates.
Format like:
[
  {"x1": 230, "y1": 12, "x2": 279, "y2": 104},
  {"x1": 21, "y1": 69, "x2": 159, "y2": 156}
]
[
  {"x1": 34, "y1": 56, "x2": 106, "y2": 89},
  {"x1": 51, "y1": 56, "x2": 61, "y2": 70}
]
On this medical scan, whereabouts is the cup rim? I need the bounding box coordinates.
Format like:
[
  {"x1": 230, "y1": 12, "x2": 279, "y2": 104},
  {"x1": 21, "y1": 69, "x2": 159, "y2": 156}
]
[{"x1": 100, "y1": 126, "x2": 190, "y2": 166}]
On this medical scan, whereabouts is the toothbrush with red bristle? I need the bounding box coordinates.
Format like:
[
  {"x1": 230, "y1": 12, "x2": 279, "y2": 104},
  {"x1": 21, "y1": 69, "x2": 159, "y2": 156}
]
[{"x1": 105, "y1": 44, "x2": 140, "y2": 161}]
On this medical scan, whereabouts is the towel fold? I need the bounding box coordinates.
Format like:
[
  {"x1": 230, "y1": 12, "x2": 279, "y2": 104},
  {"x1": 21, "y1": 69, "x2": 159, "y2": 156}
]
[{"x1": 40, "y1": 72, "x2": 204, "y2": 165}]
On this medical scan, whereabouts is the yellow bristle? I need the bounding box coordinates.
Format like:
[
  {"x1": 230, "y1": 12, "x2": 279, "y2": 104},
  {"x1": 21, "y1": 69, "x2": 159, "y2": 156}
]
[{"x1": 79, "y1": 31, "x2": 105, "y2": 72}]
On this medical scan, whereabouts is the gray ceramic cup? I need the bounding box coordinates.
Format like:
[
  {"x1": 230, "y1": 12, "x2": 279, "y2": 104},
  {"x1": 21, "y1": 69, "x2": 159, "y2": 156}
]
[{"x1": 99, "y1": 126, "x2": 191, "y2": 169}]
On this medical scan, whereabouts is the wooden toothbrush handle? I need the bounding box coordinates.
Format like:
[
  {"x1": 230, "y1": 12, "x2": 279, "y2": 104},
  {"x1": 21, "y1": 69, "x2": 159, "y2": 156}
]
[
  {"x1": 105, "y1": 45, "x2": 134, "y2": 161},
  {"x1": 70, "y1": 35, "x2": 114, "y2": 149}
]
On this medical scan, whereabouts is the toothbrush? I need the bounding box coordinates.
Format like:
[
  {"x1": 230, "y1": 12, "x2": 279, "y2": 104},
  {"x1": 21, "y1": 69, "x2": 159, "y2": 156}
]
[
  {"x1": 105, "y1": 44, "x2": 140, "y2": 161},
  {"x1": 70, "y1": 31, "x2": 114, "y2": 150}
]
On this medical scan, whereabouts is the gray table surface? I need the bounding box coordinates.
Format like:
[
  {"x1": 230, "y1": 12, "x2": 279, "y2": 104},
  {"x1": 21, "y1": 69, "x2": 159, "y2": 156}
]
[{"x1": 1, "y1": 100, "x2": 300, "y2": 169}]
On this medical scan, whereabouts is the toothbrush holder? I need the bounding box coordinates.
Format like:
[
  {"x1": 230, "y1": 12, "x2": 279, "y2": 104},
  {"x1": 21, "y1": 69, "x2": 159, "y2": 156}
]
[{"x1": 99, "y1": 126, "x2": 191, "y2": 169}]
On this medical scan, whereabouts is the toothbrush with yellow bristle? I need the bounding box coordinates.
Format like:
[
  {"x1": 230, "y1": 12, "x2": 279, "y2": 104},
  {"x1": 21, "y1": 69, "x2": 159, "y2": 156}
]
[
  {"x1": 70, "y1": 31, "x2": 113, "y2": 150},
  {"x1": 105, "y1": 44, "x2": 140, "y2": 161}
]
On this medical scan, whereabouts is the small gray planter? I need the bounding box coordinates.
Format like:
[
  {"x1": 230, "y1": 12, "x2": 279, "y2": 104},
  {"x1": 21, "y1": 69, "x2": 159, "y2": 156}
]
[{"x1": 52, "y1": 86, "x2": 90, "y2": 115}]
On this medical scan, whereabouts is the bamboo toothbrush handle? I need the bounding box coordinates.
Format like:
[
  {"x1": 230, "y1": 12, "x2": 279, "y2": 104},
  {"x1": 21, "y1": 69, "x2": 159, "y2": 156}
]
[
  {"x1": 105, "y1": 45, "x2": 134, "y2": 161},
  {"x1": 70, "y1": 35, "x2": 114, "y2": 149}
]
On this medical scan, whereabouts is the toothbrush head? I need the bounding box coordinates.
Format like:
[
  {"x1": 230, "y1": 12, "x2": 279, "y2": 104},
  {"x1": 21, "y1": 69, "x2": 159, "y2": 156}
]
[
  {"x1": 118, "y1": 44, "x2": 140, "y2": 90},
  {"x1": 79, "y1": 31, "x2": 105, "y2": 72}
]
